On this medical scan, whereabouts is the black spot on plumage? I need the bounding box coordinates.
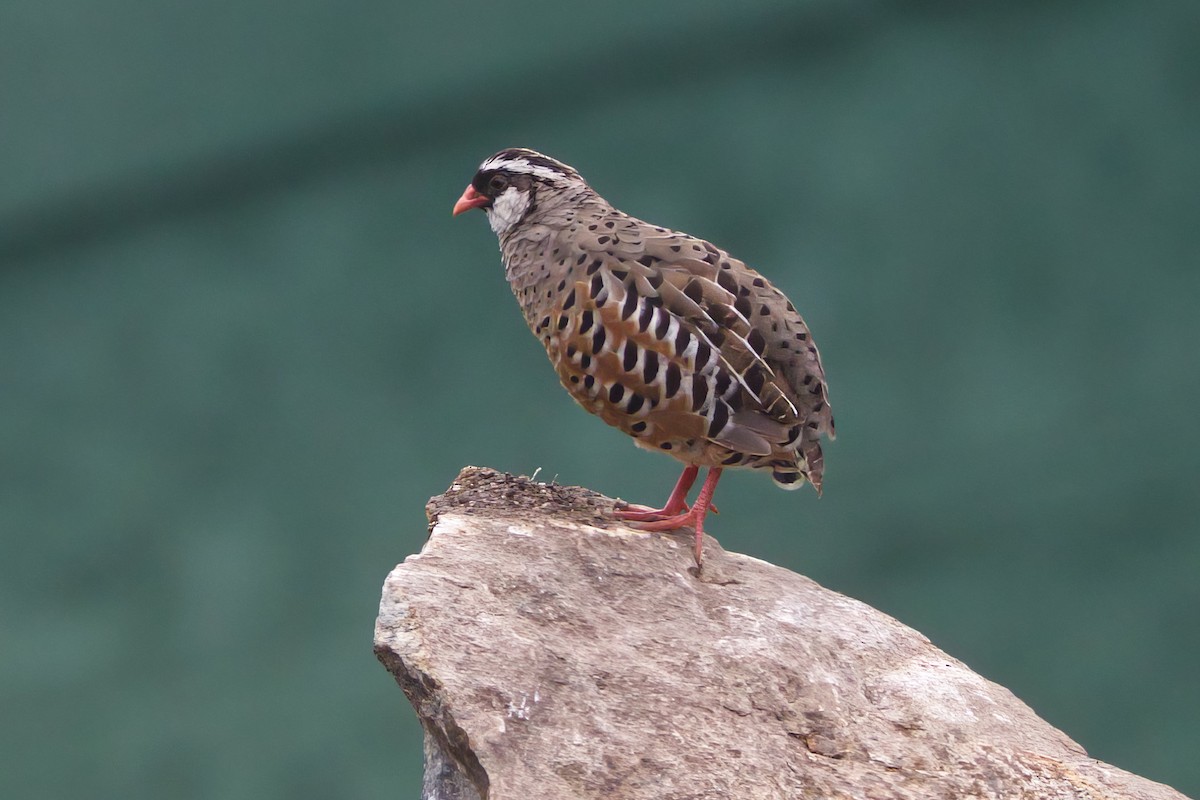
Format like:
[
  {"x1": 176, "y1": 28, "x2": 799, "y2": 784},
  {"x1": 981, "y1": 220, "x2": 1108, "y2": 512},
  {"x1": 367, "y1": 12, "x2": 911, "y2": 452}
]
[
  {"x1": 605, "y1": 221, "x2": 615, "y2": 229},
  {"x1": 747, "y1": 329, "x2": 766, "y2": 355},
  {"x1": 592, "y1": 326, "x2": 607, "y2": 353},
  {"x1": 576, "y1": 253, "x2": 588, "y2": 265},
  {"x1": 795, "y1": 331, "x2": 808, "y2": 341},
  {"x1": 654, "y1": 310, "x2": 671, "y2": 341},
  {"x1": 588, "y1": 224, "x2": 598, "y2": 231},
  {"x1": 584, "y1": 375, "x2": 595, "y2": 389},
  {"x1": 626, "y1": 393, "x2": 645, "y2": 414},
  {"x1": 587, "y1": 259, "x2": 604, "y2": 275},
  {"x1": 556, "y1": 279, "x2": 566, "y2": 291},
  {"x1": 694, "y1": 340, "x2": 712, "y2": 371},
  {"x1": 759, "y1": 305, "x2": 771, "y2": 316},
  {"x1": 786, "y1": 425, "x2": 802, "y2": 446},
  {"x1": 720, "y1": 260, "x2": 732, "y2": 269},
  {"x1": 580, "y1": 354, "x2": 592, "y2": 369},
  {"x1": 539, "y1": 316, "x2": 550, "y2": 331},
  {"x1": 637, "y1": 302, "x2": 654, "y2": 332},
  {"x1": 692, "y1": 376, "x2": 710, "y2": 409},
  {"x1": 637, "y1": 255, "x2": 657, "y2": 267},
  {"x1": 631, "y1": 421, "x2": 647, "y2": 434},
  {"x1": 588, "y1": 274, "x2": 604, "y2": 298},
  {"x1": 786, "y1": 301, "x2": 796, "y2": 312},
  {"x1": 580, "y1": 309, "x2": 594, "y2": 334},
  {"x1": 562, "y1": 288, "x2": 576, "y2": 310},
  {"x1": 722, "y1": 452, "x2": 744, "y2": 466},
  {"x1": 707, "y1": 401, "x2": 730, "y2": 437},
  {"x1": 660, "y1": 442, "x2": 673, "y2": 450},
  {"x1": 716, "y1": 270, "x2": 738, "y2": 295},
  {"x1": 566, "y1": 344, "x2": 577, "y2": 357},
  {"x1": 611, "y1": 268, "x2": 628, "y2": 282},
  {"x1": 622, "y1": 340, "x2": 638, "y2": 371},
  {"x1": 752, "y1": 277, "x2": 765, "y2": 288},
  {"x1": 642, "y1": 350, "x2": 659, "y2": 384},
  {"x1": 608, "y1": 383, "x2": 625, "y2": 403},
  {"x1": 570, "y1": 375, "x2": 579, "y2": 384},
  {"x1": 646, "y1": 272, "x2": 664, "y2": 289},
  {"x1": 557, "y1": 314, "x2": 569, "y2": 331},
  {"x1": 674, "y1": 326, "x2": 691, "y2": 356},
  {"x1": 664, "y1": 363, "x2": 682, "y2": 397},
  {"x1": 714, "y1": 372, "x2": 732, "y2": 397},
  {"x1": 670, "y1": 245, "x2": 681, "y2": 252},
  {"x1": 734, "y1": 297, "x2": 752, "y2": 317},
  {"x1": 745, "y1": 366, "x2": 766, "y2": 395},
  {"x1": 683, "y1": 279, "x2": 704, "y2": 304},
  {"x1": 813, "y1": 400, "x2": 825, "y2": 412},
  {"x1": 621, "y1": 286, "x2": 638, "y2": 320},
  {"x1": 598, "y1": 235, "x2": 611, "y2": 245}
]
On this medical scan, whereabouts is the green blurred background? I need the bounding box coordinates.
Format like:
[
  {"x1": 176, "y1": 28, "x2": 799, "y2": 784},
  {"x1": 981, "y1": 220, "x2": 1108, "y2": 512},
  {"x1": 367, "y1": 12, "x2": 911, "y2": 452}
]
[{"x1": 2, "y1": 1, "x2": 1197, "y2": 797}]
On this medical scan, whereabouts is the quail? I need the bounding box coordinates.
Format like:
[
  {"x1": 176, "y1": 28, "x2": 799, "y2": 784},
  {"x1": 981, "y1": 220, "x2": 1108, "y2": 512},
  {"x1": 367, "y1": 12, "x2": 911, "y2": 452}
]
[{"x1": 453, "y1": 148, "x2": 834, "y2": 565}]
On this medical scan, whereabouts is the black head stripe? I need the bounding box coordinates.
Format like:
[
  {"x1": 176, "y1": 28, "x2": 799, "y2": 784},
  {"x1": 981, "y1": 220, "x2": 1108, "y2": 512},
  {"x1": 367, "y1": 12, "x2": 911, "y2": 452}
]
[{"x1": 478, "y1": 149, "x2": 578, "y2": 183}]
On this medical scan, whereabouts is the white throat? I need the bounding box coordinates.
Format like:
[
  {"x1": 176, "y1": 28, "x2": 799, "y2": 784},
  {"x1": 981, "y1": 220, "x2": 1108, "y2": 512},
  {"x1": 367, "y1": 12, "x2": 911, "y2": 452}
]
[{"x1": 486, "y1": 186, "x2": 530, "y2": 236}]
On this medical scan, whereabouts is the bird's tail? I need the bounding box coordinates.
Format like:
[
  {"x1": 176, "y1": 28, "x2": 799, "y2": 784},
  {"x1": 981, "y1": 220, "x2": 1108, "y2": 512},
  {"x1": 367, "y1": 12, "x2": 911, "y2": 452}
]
[{"x1": 770, "y1": 437, "x2": 824, "y2": 495}]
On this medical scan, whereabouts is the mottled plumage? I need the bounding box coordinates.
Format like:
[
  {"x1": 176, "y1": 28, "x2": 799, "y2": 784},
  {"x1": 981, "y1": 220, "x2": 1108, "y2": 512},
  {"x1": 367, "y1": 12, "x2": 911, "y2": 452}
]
[{"x1": 453, "y1": 148, "x2": 834, "y2": 564}]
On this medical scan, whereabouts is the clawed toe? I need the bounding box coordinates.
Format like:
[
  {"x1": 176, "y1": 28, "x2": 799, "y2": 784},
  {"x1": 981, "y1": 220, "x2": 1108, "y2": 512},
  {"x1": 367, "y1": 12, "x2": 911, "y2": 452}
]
[
  {"x1": 610, "y1": 466, "x2": 722, "y2": 565},
  {"x1": 616, "y1": 503, "x2": 691, "y2": 522}
]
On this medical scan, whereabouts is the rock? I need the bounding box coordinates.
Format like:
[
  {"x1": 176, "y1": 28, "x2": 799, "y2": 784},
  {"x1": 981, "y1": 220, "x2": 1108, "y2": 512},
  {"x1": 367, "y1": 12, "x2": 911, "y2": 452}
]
[{"x1": 374, "y1": 467, "x2": 1188, "y2": 800}]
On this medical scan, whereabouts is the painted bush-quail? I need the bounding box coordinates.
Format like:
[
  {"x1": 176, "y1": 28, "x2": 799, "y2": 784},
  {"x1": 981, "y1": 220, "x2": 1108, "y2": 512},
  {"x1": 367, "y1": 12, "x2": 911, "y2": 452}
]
[{"x1": 453, "y1": 148, "x2": 834, "y2": 565}]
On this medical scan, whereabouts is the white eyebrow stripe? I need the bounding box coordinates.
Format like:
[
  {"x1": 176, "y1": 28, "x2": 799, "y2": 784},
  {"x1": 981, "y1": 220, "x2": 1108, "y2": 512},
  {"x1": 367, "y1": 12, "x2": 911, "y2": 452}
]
[{"x1": 479, "y1": 156, "x2": 566, "y2": 181}]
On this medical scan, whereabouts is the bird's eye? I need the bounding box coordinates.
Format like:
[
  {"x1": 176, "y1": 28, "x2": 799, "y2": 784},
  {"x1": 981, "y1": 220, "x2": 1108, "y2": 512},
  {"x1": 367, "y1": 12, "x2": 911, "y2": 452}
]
[{"x1": 488, "y1": 174, "x2": 509, "y2": 194}]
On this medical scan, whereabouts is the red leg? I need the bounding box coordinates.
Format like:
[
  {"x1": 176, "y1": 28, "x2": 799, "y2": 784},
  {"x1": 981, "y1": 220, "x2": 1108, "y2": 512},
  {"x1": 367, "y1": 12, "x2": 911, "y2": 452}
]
[
  {"x1": 629, "y1": 468, "x2": 723, "y2": 565},
  {"x1": 616, "y1": 465, "x2": 699, "y2": 521}
]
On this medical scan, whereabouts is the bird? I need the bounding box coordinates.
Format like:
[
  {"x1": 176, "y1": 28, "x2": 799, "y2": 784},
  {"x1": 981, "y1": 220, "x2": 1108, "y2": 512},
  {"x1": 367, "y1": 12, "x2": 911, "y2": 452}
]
[{"x1": 453, "y1": 148, "x2": 834, "y2": 566}]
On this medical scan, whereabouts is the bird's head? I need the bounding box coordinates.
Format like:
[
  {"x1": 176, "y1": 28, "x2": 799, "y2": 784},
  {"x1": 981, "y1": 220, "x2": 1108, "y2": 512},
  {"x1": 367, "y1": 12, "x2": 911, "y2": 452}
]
[{"x1": 452, "y1": 148, "x2": 588, "y2": 237}]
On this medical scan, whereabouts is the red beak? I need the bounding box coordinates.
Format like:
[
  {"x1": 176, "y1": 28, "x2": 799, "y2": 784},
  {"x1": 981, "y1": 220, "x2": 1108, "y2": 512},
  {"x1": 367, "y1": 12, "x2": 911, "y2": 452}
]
[{"x1": 452, "y1": 184, "x2": 491, "y2": 216}]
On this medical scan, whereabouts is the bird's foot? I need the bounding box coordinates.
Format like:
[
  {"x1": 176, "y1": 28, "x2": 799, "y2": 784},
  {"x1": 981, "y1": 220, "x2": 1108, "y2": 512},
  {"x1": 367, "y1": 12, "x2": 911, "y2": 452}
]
[
  {"x1": 615, "y1": 500, "x2": 717, "y2": 522},
  {"x1": 627, "y1": 506, "x2": 711, "y2": 567},
  {"x1": 613, "y1": 467, "x2": 722, "y2": 567},
  {"x1": 615, "y1": 501, "x2": 690, "y2": 522},
  {"x1": 623, "y1": 508, "x2": 701, "y2": 532}
]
